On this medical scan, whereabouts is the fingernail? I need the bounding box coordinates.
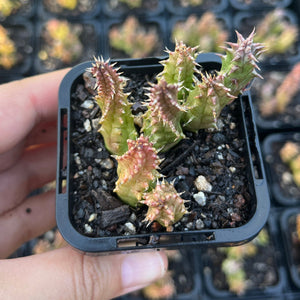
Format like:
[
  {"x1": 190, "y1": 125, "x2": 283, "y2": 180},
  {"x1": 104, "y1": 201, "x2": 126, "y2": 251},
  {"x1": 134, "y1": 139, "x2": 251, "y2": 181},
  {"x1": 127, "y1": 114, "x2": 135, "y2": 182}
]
[{"x1": 121, "y1": 251, "x2": 167, "y2": 290}]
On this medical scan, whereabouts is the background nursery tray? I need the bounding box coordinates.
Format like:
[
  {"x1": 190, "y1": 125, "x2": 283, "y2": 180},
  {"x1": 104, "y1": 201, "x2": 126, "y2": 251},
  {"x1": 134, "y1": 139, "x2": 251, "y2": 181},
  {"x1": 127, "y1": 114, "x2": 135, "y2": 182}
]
[{"x1": 56, "y1": 53, "x2": 270, "y2": 254}]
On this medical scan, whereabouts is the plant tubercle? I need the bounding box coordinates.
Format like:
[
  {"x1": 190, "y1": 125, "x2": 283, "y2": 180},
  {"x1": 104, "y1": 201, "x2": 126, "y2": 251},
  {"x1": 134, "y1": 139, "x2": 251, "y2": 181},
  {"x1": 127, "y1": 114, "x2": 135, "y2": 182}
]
[{"x1": 88, "y1": 30, "x2": 264, "y2": 229}]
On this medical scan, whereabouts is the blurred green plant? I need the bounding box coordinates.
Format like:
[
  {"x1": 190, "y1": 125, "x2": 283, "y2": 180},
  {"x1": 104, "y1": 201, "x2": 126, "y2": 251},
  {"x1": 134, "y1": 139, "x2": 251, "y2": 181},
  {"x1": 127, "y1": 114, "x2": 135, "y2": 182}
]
[
  {"x1": 0, "y1": 24, "x2": 17, "y2": 69},
  {"x1": 109, "y1": 16, "x2": 159, "y2": 58},
  {"x1": 172, "y1": 12, "x2": 228, "y2": 52}
]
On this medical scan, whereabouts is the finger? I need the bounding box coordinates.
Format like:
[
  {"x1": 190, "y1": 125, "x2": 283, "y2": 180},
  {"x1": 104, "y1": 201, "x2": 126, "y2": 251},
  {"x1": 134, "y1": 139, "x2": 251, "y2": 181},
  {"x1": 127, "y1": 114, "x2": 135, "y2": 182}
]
[
  {"x1": 0, "y1": 69, "x2": 68, "y2": 154},
  {"x1": 0, "y1": 144, "x2": 56, "y2": 214},
  {"x1": 25, "y1": 120, "x2": 57, "y2": 147},
  {"x1": 0, "y1": 248, "x2": 168, "y2": 300},
  {"x1": 0, "y1": 190, "x2": 56, "y2": 259}
]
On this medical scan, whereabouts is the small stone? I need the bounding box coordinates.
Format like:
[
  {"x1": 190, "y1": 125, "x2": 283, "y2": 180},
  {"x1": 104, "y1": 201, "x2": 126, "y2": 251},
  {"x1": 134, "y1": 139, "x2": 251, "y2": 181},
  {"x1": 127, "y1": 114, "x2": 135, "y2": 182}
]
[
  {"x1": 129, "y1": 213, "x2": 137, "y2": 222},
  {"x1": 84, "y1": 119, "x2": 91, "y2": 132},
  {"x1": 194, "y1": 175, "x2": 212, "y2": 192},
  {"x1": 195, "y1": 219, "x2": 204, "y2": 230},
  {"x1": 212, "y1": 133, "x2": 226, "y2": 144},
  {"x1": 84, "y1": 224, "x2": 93, "y2": 234},
  {"x1": 193, "y1": 192, "x2": 206, "y2": 206},
  {"x1": 74, "y1": 154, "x2": 81, "y2": 165},
  {"x1": 100, "y1": 158, "x2": 114, "y2": 170},
  {"x1": 88, "y1": 213, "x2": 97, "y2": 222},
  {"x1": 229, "y1": 166, "x2": 236, "y2": 173},
  {"x1": 124, "y1": 222, "x2": 136, "y2": 235},
  {"x1": 81, "y1": 100, "x2": 94, "y2": 109},
  {"x1": 92, "y1": 118, "x2": 101, "y2": 130},
  {"x1": 217, "y1": 153, "x2": 224, "y2": 160},
  {"x1": 282, "y1": 172, "x2": 293, "y2": 184},
  {"x1": 186, "y1": 222, "x2": 194, "y2": 229},
  {"x1": 230, "y1": 122, "x2": 236, "y2": 130}
]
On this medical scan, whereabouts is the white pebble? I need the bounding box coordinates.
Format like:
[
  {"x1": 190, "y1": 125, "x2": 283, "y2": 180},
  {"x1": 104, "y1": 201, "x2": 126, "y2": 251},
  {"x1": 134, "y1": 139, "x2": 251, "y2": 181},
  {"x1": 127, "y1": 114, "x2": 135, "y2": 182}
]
[
  {"x1": 194, "y1": 175, "x2": 212, "y2": 192},
  {"x1": 217, "y1": 153, "x2": 224, "y2": 160},
  {"x1": 195, "y1": 219, "x2": 204, "y2": 230},
  {"x1": 84, "y1": 119, "x2": 91, "y2": 132},
  {"x1": 282, "y1": 172, "x2": 293, "y2": 184},
  {"x1": 88, "y1": 213, "x2": 97, "y2": 222},
  {"x1": 229, "y1": 166, "x2": 236, "y2": 173},
  {"x1": 84, "y1": 224, "x2": 93, "y2": 234},
  {"x1": 81, "y1": 100, "x2": 94, "y2": 109},
  {"x1": 193, "y1": 191, "x2": 207, "y2": 206},
  {"x1": 92, "y1": 118, "x2": 101, "y2": 130},
  {"x1": 124, "y1": 222, "x2": 136, "y2": 235}
]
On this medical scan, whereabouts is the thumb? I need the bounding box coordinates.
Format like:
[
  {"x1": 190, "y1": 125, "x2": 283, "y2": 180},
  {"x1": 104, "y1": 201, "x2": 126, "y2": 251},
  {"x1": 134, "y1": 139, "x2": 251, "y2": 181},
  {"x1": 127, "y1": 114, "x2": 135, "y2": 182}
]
[{"x1": 0, "y1": 247, "x2": 168, "y2": 300}]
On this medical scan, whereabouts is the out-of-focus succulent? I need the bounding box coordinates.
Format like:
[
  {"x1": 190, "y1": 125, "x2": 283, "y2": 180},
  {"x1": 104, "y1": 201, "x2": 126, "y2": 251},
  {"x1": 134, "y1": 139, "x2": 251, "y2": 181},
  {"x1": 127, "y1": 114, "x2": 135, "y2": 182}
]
[
  {"x1": 114, "y1": 136, "x2": 162, "y2": 207},
  {"x1": 0, "y1": 24, "x2": 17, "y2": 69},
  {"x1": 172, "y1": 13, "x2": 229, "y2": 52},
  {"x1": 280, "y1": 141, "x2": 300, "y2": 187},
  {"x1": 141, "y1": 79, "x2": 186, "y2": 152},
  {"x1": 118, "y1": 0, "x2": 142, "y2": 8},
  {"x1": 39, "y1": 19, "x2": 83, "y2": 64},
  {"x1": 0, "y1": 0, "x2": 23, "y2": 18},
  {"x1": 297, "y1": 214, "x2": 300, "y2": 240},
  {"x1": 141, "y1": 180, "x2": 188, "y2": 230},
  {"x1": 179, "y1": 0, "x2": 203, "y2": 6},
  {"x1": 259, "y1": 62, "x2": 300, "y2": 117},
  {"x1": 142, "y1": 271, "x2": 176, "y2": 300},
  {"x1": 109, "y1": 16, "x2": 159, "y2": 58},
  {"x1": 56, "y1": 0, "x2": 78, "y2": 10},
  {"x1": 90, "y1": 57, "x2": 137, "y2": 155},
  {"x1": 254, "y1": 9, "x2": 298, "y2": 56}
]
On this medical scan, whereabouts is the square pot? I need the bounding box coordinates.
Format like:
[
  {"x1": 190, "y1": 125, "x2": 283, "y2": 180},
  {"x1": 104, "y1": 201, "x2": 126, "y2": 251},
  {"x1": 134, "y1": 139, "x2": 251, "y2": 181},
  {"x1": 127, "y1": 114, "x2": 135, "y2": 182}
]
[
  {"x1": 56, "y1": 53, "x2": 270, "y2": 253},
  {"x1": 262, "y1": 132, "x2": 300, "y2": 206}
]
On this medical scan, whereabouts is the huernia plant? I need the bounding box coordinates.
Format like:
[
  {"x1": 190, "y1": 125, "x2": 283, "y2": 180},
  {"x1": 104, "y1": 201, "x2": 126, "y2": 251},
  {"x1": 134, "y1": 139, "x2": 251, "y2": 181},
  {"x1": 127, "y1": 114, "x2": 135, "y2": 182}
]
[
  {"x1": 88, "y1": 30, "x2": 263, "y2": 229},
  {"x1": 114, "y1": 135, "x2": 161, "y2": 207},
  {"x1": 259, "y1": 62, "x2": 300, "y2": 116},
  {"x1": 90, "y1": 57, "x2": 137, "y2": 155},
  {"x1": 254, "y1": 8, "x2": 298, "y2": 56},
  {"x1": 0, "y1": 0, "x2": 22, "y2": 18},
  {"x1": 109, "y1": 16, "x2": 159, "y2": 58},
  {"x1": 55, "y1": 0, "x2": 78, "y2": 10},
  {"x1": 118, "y1": 0, "x2": 142, "y2": 8},
  {"x1": 172, "y1": 13, "x2": 229, "y2": 52}
]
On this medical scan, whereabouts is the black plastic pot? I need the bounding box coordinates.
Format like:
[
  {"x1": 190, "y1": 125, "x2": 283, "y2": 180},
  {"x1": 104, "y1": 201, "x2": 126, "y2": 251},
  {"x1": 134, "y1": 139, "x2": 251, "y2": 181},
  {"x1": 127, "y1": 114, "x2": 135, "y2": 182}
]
[
  {"x1": 230, "y1": 0, "x2": 292, "y2": 11},
  {"x1": 280, "y1": 207, "x2": 300, "y2": 289},
  {"x1": 165, "y1": 0, "x2": 228, "y2": 15},
  {"x1": 103, "y1": 0, "x2": 165, "y2": 18},
  {"x1": 56, "y1": 53, "x2": 270, "y2": 254},
  {"x1": 251, "y1": 64, "x2": 300, "y2": 136},
  {"x1": 202, "y1": 214, "x2": 286, "y2": 299},
  {"x1": 262, "y1": 132, "x2": 300, "y2": 206},
  {"x1": 233, "y1": 10, "x2": 300, "y2": 65}
]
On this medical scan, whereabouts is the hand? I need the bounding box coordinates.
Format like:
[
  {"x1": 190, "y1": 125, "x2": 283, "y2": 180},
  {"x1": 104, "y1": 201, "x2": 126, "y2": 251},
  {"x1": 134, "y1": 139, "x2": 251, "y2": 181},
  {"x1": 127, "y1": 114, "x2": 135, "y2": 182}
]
[{"x1": 0, "y1": 71, "x2": 167, "y2": 299}]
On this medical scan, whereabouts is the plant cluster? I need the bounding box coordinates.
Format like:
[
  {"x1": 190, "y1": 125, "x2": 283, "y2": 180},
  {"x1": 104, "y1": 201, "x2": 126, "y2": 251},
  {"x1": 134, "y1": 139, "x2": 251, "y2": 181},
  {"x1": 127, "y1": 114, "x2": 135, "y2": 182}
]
[
  {"x1": 179, "y1": 0, "x2": 203, "y2": 6},
  {"x1": 89, "y1": 30, "x2": 263, "y2": 229},
  {"x1": 39, "y1": 19, "x2": 83, "y2": 65},
  {"x1": 54, "y1": 0, "x2": 78, "y2": 10},
  {"x1": 0, "y1": 0, "x2": 24, "y2": 18},
  {"x1": 259, "y1": 62, "x2": 300, "y2": 117},
  {"x1": 280, "y1": 141, "x2": 300, "y2": 187},
  {"x1": 109, "y1": 16, "x2": 159, "y2": 58},
  {"x1": 117, "y1": 0, "x2": 142, "y2": 8},
  {"x1": 221, "y1": 228, "x2": 269, "y2": 295},
  {"x1": 43, "y1": 0, "x2": 96, "y2": 13},
  {"x1": 172, "y1": 12, "x2": 229, "y2": 52},
  {"x1": 254, "y1": 8, "x2": 298, "y2": 56},
  {"x1": 0, "y1": 24, "x2": 17, "y2": 69}
]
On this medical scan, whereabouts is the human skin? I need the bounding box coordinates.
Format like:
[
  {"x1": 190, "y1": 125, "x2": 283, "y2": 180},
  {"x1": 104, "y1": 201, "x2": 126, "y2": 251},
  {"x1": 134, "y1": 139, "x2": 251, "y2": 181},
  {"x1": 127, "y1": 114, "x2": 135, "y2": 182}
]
[{"x1": 0, "y1": 70, "x2": 168, "y2": 300}]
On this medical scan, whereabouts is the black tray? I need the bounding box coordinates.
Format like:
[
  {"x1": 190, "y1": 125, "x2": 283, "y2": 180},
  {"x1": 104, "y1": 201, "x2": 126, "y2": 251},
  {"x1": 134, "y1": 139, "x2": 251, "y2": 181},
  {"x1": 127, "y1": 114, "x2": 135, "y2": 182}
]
[{"x1": 56, "y1": 53, "x2": 270, "y2": 253}]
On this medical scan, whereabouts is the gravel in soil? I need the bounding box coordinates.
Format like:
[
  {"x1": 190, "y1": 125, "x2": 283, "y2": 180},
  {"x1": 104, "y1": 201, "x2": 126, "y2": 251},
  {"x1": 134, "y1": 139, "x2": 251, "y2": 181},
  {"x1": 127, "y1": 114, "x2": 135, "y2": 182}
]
[
  {"x1": 288, "y1": 214, "x2": 300, "y2": 276},
  {"x1": 70, "y1": 71, "x2": 253, "y2": 237}
]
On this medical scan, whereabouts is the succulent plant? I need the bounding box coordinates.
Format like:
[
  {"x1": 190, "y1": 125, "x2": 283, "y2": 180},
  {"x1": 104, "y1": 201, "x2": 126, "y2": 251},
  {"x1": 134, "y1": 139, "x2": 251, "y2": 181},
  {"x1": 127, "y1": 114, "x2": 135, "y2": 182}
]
[
  {"x1": 39, "y1": 19, "x2": 83, "y2": 65},
  {"x1": 254, "y1": 9, "x2": 298, "y2": 56},
  {"x1": 172, "y1": 13, "x2": 229, "y2": 52},
  {"x1": 109, "y1": 16, "x2": 159, "y2": 58},
  {"x1": 90, "y1": 57, "x2": 137, "y2": 155},
  {"x1": 141, "y1": 79, "x2": 186, "y2": 152},
  {"x1": 179, "y1": 0, "x2": 203, "y2": 6},
  {"x1": 182, "y1": 30, "x2": 264, "y2": 131},
  {"x1": 280, "y1": 141, "x2": 300, "y2": 187},
  {"x1": 259, "y1": 62, "x2": 300, "y2": 117},
  {"x1": 114, "y1": 135, "x2": 162, "y2": 207},
  {"x1": 141, "y1": 180, "x2": 188, "y2": 230},
  {"x1": 0, "y1": 24, "x2": 17, "y2": 69},
  {"x1": 118, "y1": 0, "x2": 142, "y2": 8},
  {"x1": 0, "y1": 0, "x2": 23, "y2": 18},
  {"x1": 56, "y1": 0, "x2": 78, "y2": 10}
]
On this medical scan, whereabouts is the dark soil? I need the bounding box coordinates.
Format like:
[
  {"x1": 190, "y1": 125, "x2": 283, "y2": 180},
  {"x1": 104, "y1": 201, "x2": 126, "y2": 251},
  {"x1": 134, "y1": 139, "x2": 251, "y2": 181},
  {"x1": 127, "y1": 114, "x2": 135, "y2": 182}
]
[
  {"x1": 203, "y1": 227, "x2": 279, "y2": 295},
  {"x1": 42, "y1": 0, "x2": 97, "y2": 17},
  {"x1": 70, "y1": 70, "x2": 253, "y2": 237},
  {"x1": 288, "y1": 214, "x2": 300, "y2": 276},
  {"x1": 264, "y1": 140, "x2": 300, "y2": 201}
]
